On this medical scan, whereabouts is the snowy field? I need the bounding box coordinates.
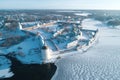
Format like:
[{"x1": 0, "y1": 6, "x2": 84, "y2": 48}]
[
  {"x1": 0, "y1": 37, "x2": 41, "y2": 78},
  {"x1": 7, "y1": 37, "x2": 42, "y2": 64},
  {"x1": 52, "y1": 19, "x2": 120, "y2": 80}
]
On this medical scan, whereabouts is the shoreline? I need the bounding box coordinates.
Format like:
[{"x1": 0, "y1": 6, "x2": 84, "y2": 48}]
[{"x1": 2, "y1": 55, "x2": 57, "y2": 80}]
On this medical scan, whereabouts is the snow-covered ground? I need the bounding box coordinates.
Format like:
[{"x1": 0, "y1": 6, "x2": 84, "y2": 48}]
[
  {"x1": 7, "y1": 37, "x2": 42, "y2": 64},
  {"x1": 21, "y1": 19, "x2": 99, "y2": 64},
  {"x1": 0, "y1": 68, "x2": 14, "y2": 79},
  {"x1": 1, "y1": 16, "x2": 119, "y2": 80},
  {"x1": 0, "y1": 29, "x2": 25, "y2": 39},
  {"x1": 0, "y1": 56, "x2": 14, "y2": 79},
  {"x1": 0, "y1": 32, "x2": 42, "y2": 79},
  {"x1": 74, "y1": 13, "x2": 92, "y2": 16},
  {"x1": 52, "y1": 19, "x2": 120, "y2": 80}
]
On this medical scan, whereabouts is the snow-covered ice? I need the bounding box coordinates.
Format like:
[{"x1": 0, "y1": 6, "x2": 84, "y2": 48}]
[{"x1": 52, "y1": 19, "x2": 120, "y2": 80}]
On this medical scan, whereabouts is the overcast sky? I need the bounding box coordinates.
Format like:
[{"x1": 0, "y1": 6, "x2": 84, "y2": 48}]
[{"x1": 0, "y1": 0, "x2": 120, "y2": 10}]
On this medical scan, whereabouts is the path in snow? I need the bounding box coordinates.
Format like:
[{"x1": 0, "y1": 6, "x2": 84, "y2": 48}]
[{"x1": 52, "y1": 19, "x2": 120, "y2": 80}]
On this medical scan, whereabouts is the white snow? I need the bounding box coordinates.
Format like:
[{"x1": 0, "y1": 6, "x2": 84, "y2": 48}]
[
  {"x1": 82, "y1": 19, "x2": 102, "y2": 30},
  {"x1": 0, "y1": 68, "x2": 14, "y2": 79},
  {"x1": 0, "y1": 56, "x2": 11, "y2": 69},
  {"x1": 57, "y1": 10, "x2": 81, "y2": 12},
  {"x1": 0, "y1": 30, "x2": 25, "y2": 39},
  {"x1": 7, "y1": 37, "x2": 42, "y2": 64},
  {"x1": 0, "y1": 56, "x2": 13, "y2": 79},
  {"x1": 0, "y1": 16, "x2": 109, "y2": 79},
  {"x1": 115, "y1": 25, "x2": 120, "y2": 29},
  {"x1": 52, "y1": 19, "x2": 120, "y2": 80},
  {"x1": 74, "y1": 13, "x2": 92, "y2": 16}
]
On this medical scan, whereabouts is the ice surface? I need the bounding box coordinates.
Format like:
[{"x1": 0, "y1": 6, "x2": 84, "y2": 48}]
[{"x1": 52, "y1": 19, "x2": 120, "y2": 80}]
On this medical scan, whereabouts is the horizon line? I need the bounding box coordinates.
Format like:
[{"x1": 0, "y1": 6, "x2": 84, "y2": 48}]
[{"x1": 0, "y1": 8, "x2": 120, "y2": 11}]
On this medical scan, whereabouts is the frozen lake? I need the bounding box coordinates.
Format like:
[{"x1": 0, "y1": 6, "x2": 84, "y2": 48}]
[{"x1": 52, "y1": 19, "x2": 120, "y2": 80}]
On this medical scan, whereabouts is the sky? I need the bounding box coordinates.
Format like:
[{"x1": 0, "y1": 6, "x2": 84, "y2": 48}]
[{"x1": 0, "y1": 0, "x2": 120, "y2": 10}]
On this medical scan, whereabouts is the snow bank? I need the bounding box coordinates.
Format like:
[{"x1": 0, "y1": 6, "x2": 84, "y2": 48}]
[
  {"x1": 0, "y1": 56, "x2": 13, "y2": 79},
  {"x1": 0, "y1": 68, "x2": 14, "y2": 79},
  {"x1": 7, "y1": 37, "x2": 42, "y2": 64}
]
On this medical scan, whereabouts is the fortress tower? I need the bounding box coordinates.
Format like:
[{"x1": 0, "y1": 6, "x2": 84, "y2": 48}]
[
  {"x1": 18, "y1": 22, "x2": 22, "y2": 30},
  {"x1": 37, "y1": 33, "x2": 52, "y2": 62},
  {"x1": 41, "y1": 46, "x2": 52, "y2": 62}
]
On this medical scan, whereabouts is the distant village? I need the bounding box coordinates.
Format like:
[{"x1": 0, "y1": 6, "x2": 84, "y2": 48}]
[{"x1": 0, "y1": 10, "x2": 91, "y2": 29}]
